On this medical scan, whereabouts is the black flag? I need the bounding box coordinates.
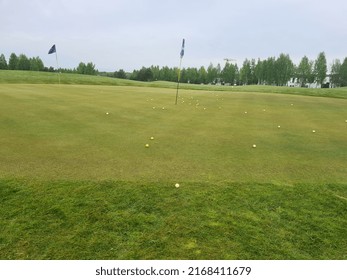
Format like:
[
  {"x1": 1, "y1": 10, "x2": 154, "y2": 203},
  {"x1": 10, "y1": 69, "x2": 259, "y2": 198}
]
[
  {"x1": 180, "y1": 39, "x2": 185, "y2": 58},
  {"x1": 48, "y1": 44, "x2": 56, "y2": 54}
]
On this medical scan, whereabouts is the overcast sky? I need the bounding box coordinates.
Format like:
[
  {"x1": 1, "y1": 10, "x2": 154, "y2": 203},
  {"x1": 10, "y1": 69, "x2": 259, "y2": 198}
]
[{"x1": 1, "y1": 0, "x2": 347, "y2": 72}]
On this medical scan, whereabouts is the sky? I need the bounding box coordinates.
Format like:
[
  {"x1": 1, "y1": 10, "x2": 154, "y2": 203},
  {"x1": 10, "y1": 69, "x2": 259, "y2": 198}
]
[{"x1": 1, "y1": 0, "x2": 347, "y2": 72}]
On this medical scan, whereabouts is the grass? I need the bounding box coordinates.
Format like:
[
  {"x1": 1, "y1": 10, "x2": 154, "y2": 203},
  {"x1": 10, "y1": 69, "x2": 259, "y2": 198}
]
[
  {"x1": 0, "y1": 73, "x2": 346, "y2": 259},
  {"x1": 1, "y1": 70, "x2": 347, "y2": 99},
  {"x1": 0, "y1": 84, "x2": 346, "y2": 183},
  {"x1": 0, "y1": 70, "x2": 142, "y2": 86},
  {"x1": 1, "y1": 179, "x2": 346, "y2": 260}
]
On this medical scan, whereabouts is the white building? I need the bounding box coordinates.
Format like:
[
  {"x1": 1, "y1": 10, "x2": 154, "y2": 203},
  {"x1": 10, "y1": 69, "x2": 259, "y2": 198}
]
[{"x1": 287, "y1": 75, "x2": 331, "y2": 88}]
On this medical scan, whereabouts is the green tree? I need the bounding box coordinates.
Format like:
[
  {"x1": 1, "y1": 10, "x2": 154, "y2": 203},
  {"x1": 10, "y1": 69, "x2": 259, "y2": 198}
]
[
  {"x1": 330, "y1": 59, "x2": 341, "y2": 87},
  {"x1": 263, "y1": 57, "x2": 276, "y2": 85},
  {"x1": 137, "y1": 67, "x2": 153, "y2": 81},
  {"x1": 254, "y1": 59, "x2": 264, "y2": 85},
  {"x1": 221, "y1": 62, "x2": 237, "y2": 85},
  {"x1": 314, "y1": 52, "x2": 327, "y2": 86},
  {"x1": 160, "y1": 66, "x2": 176, "y2": 82},
  {"x1": 0, "y1": 54, "x2": 8, "y2": 69},
  {"x1": 30, "y1": 57, "x2": 44, "y2": 71},
  {"x1": 150, "y1": 65, "x2": 160, "y2": 80},
  {"x1": 114, "y1": 69, "x2": 127, "y2": 79},
  {"x1": 250, "y1": 59, "x2": 258, "y2": 84},
  {"x1": 339, "y1": 57, "x2": 347, "y2": 87},
  {"x1": 216, "y1": 63, "x2": 221, "y2": 80},
  {"x1": 234, "y1": 64, "x2": 240, "y2": 85},
  {"x1": 17, "y1": 54, "x2": 30, "y2": 70},
  {"x1": 198, "y1": 66, "x2": 207, "y2": 84},
  {"x1": 207, "y1": 63, "x2": 218, "y2": 84},
  {"x1": 275, "y1": 53, "x2": 294, "y2": 86},
  {"x1": 77, "y1": 62, "x2": 86, "y2": 74},
  {"x1": 180, "y1": 68, "x2": 187, "y2": 83},
  {"x1": 240, "y1": 59, "x2": 252, "y2": 85},
  {"x1": 186, "y1": 67, "x2": 199, "y2": 84},
  {"x1": 297, "y1": 56, "x2": 314, "y2": 87},
  {"x1": 85, "y1": 62, "x2": 96, "y2": 75},
  {"x1": 8, "y1": 53, "x2": 18, "y2": 70},
  {"x1": 130, "y1": 69, "x2": 138, "y2": 80}
]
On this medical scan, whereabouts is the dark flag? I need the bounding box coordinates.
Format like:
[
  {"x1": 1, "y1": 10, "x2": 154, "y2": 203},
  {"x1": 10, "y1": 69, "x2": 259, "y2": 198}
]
[
  {"x1": 175, "y1": 39, "x2": 185, "y2": 105},
  {"x1": 48, "y1": 44, "x2": 60, "y2": 84},
  {"x1": 48, "y1": 44, "x2": 56, "y2": 54},
  {"x1": 180, "y1": 39, "x2": 185, "y2": 58}
]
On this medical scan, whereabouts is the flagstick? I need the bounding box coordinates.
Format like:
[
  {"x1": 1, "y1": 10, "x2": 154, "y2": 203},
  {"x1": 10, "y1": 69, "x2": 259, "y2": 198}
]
[
  {"x1": 55, "y1": 51, "x2": 61, "y2": 85},
  {"x1": 175, "y1": 57, "x2": 183, "y2": 105}
]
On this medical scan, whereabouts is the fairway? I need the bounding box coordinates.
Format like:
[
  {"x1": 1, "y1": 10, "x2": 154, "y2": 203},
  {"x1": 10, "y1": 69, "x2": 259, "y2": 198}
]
[{"x1": 0, "y1": 82, "x2": 346, "y2": 259}]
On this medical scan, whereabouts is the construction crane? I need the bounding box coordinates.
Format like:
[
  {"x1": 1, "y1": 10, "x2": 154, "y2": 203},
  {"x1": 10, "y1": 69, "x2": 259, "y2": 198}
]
[{"x1": 224, "y1": 58, "x2": 236, "y2": 64}]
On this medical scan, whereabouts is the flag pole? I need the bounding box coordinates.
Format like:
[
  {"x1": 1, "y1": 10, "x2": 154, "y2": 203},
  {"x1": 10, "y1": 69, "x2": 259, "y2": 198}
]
[
  {"x1": 48, "y1": 44, "x2": 60, "y2": 85},
  {"x1": 175, "y1": 57, "x2": 183, "y2": 105},
  {"x1": 55, "y1": 50, "x2": 61, "y2": 85},
  {"x1": 175, "y1": 38, "x2": 185, "y2": 105}
]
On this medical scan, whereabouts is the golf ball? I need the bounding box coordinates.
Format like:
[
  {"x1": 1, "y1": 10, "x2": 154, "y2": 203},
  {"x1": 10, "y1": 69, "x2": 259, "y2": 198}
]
[
  {"x1": 106, "y1": 112, "x2": 109, "y2": 115},
  {"x1": 278, "y1": 125, "x2": 281, "y2": 128},
  {"x1": 145, "y1": 144, "x2": 149, "y2": 148},
  {"x1": 312, "y1": 130, "x2": 316, "y2": 133},
  {"x1": 252, "y1": 144, "x2": 257, "y2": 148},
  {"x1": 175, "y1": 183, "x2": 180, "y2": 188},
  {"x1": 150, "y1": 137, "x2": 154, "y2": 140}
]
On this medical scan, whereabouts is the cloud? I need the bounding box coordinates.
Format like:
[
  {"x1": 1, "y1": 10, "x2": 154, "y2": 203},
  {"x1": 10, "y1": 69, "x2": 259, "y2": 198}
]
[{"x1": 1, "y1": 0, "x2": 346, "y2": 71}]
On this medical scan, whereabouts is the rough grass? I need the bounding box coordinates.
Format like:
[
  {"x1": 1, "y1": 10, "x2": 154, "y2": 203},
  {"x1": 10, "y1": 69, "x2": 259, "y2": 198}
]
[
  {"x1": 0, "y1": 78, "x2": 346, "y2": 260},
  {"x1": 1, "y1": 179, "x2": 346, "y2": 260}
]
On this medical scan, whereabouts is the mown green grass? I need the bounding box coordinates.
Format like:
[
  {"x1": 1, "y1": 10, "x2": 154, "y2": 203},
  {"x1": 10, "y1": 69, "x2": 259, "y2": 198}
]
[
  {"x1": 1, "y1": 84, "x2": 346, "y2": 183},
  {"x1": 0, "y1": 78, "x2": 346, "y2": 259},
  {"x1": 1, "y1": 70, "x2": 347, "y2": 99},
  {"x1": 0, "y1": 70, "x2": 137, "y2": 86}
]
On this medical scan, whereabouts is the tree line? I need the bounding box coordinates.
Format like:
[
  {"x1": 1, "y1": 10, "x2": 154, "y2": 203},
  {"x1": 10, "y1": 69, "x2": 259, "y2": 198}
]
[
  {"x1": 0, "y1": 53, "x2": 96, "y2": 75},
  {"x1": 2, "y1": 51, "x2": 347, "y2": 87},
  {"x1": 128, "y1": 52, "x2": 347, "y2": 88},
  {"x1": 0, "y1": 53, "x2": 45, "y2": 71}
]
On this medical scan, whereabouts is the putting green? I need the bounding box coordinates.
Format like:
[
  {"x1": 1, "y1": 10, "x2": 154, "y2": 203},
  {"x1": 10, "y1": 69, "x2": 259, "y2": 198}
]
[{"x1": 0, "y1": 84, "x2": 346, "y2": 184}]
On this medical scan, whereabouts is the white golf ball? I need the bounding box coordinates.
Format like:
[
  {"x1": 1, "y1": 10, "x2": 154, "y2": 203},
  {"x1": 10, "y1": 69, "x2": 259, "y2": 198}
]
[
  {"x1": 145, "y1": 144, "x2": 149, "y2": 148},
  {"x1": 312, "y1": 130, "x2": 316, "y2": 133},
  {"x1": 175, "y1": 183, "x2": 180, "y2": 188},
  {"x1": 252, "y1": 144, "x2": 257, "y2": 148},
  {"x1": 106, "y1": 112, "x2": 109, "y2": 115},
  {"x1": 150, "y1": 137, "x2": 154, "y2": 140},
  {"x1": 278, "y1": 125, "x2": 281, "y2": 128}
]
